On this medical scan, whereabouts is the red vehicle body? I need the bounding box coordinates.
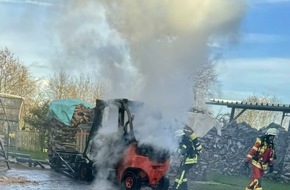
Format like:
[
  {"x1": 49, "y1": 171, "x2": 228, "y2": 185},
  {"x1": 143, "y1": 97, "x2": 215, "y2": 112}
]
[{"x1": 116, "y1": 142, "x2": 170, "y2": 189}]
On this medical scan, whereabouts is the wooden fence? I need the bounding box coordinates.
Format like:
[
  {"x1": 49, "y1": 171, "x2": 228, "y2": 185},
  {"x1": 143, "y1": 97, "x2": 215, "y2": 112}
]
[{"x1": 15, "y1": 130, "x2": 42, "y2": 151}]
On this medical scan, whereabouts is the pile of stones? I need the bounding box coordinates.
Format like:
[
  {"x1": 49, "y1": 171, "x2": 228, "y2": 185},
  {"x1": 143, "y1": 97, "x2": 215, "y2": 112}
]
[{"x1": 170, "y1": 122, "x2": 290, "y2": 182}]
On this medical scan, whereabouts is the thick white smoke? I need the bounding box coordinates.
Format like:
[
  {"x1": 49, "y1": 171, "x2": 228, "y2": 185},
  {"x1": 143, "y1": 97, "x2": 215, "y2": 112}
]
[
  {"x1": 49, "y1": 1, "x2": 246, "y2": 188},
  {"x1": 51, "y1": 1, "x2": 246, "y2": 118},
  {"x1": 90, "y1": 132, "x2": 125, "y2": 190}
]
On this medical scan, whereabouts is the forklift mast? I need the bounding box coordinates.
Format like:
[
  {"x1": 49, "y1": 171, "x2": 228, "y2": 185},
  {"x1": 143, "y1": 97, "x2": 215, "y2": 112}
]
[{"x1": 83, "y1": 99, "x2": 142, "y2": 158}]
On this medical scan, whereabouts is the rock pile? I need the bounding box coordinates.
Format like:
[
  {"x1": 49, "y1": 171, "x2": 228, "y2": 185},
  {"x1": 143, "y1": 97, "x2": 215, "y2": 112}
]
[{"x1": 183, "y1": 122, "x2": 290, "y2": 182}]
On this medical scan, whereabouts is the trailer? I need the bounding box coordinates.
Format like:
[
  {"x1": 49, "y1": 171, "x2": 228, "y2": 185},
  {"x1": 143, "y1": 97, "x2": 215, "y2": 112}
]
[
  {"x1": 47, "y1": 98, "x2": 170, "y2": 189},
  {"x1": 47, "y1": 99, "x2": 94, "y2": 180}
]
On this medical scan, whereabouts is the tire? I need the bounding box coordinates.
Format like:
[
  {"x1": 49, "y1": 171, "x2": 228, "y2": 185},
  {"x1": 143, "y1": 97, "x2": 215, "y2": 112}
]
[
  {"x1": 78, "y1": 163, "x2": 93, "y2": 181},
  {"x1": 121, "y1": 171, "x2": 141, "y2": 190},
  {"x1": 156, "y1": 177, "x2": 169, "y2": 190}
]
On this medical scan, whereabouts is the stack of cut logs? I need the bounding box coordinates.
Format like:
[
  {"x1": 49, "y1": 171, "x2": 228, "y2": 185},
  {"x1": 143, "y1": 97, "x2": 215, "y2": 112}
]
[
  {"x1": 48, "y1": 104, "x2": 93, "y2": 154},
  {"x1": 169, "y1": 122, "x2": 290, "y2": 182}
]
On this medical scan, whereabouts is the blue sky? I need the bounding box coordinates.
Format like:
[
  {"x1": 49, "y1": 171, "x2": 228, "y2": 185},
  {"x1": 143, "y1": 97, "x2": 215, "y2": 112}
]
[
  {"x1": 215, "y1": 0, "x2": 290, "y2": 103},
  {"x1": 1, "y1": 0, "x2": 290, "y2": 105}
]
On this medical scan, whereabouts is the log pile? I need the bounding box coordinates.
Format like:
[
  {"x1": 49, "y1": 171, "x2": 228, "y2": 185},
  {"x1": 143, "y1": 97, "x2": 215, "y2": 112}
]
[
  {"x1": 169, "y1": 122, "x2": 290, "y2": 182},
  {"x1": 48, "y1": 105, "x2": 93, "y2": 154}
]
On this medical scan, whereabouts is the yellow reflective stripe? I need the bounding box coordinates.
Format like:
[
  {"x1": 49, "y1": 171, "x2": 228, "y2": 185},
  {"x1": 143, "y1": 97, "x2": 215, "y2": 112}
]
[
  {"x1": 251, "y1": 160, "x2": 268, "y2": 170},
  {"x1": 256, "y1": 138, "x2": 261, "y2": 144},
  {"x1": 252, "y1": 160, "x2": 262, "y2": 169},
  {"x1": 252, "y1": 179, "x2": 259, "y2": 189},
  {"x1": 189, "y1": 133, "x2": 197, "y2": 140},
  {"x1": 180, "y1": 170, "x2": 185, "y2": 183},
  {"x1": 196, "y1": 145, "x2": 202, "y2": 151},
  {"x1": 182, "y1": 145, "x2": 187, "y2": 149},
  {"x1": 175, "y1": 170, "x2": 185, "y2": 184},
  {"x1": 247, "y1": 154, "x2": 253, "y2": 159},
  {"x1": 253, "y1": 179, "x2": 260, "y2": 189},
  {"x1": 185, "y1": 157, "x2": 198, "y2": 164},
  {"x1": 183, "y1": 178, "x2": 187, "y2": 182},
  {"x1": 249, "y1": 179, "x2": 258, "y2": 187},
  {"x1": 175, "y1": 170, "x2": 185, "y2": 189},
  {"x1": 260, "y1": 145, "x2": 266, "y2": 154},
  {"x1": 252, "y1": 146, "x2": 258, "y2": 151}
]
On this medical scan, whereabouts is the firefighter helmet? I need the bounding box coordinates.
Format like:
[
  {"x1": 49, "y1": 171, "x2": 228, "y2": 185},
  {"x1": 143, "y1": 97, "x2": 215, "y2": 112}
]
[
  {"x1": 183, "y1": 125, "x2": 194, "y2": 136},
  {"x1": 265, "y1": 128, "x2": 279, "y2": 136}
]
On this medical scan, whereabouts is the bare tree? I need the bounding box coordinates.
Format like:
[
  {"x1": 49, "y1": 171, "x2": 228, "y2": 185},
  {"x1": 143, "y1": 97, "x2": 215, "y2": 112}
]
[
  {"x1": 47, "y1": 69, "x2": 70, "y2": 99},
  {"x1": 0, "y1": 47, "x2": 37, "y2": 98},
  {"x1": 236, "y1": 95, "x2": 281, "y2": 129},
  {"x1": 76, "y1": 75, "x2": 105, "y2": 103},
  {"x1": 47, "y1": 69, "x2": 104, "y2": 104}
]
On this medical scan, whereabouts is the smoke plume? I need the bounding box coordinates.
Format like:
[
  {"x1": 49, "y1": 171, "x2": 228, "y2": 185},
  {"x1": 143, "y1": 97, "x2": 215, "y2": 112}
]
[
  {"x1": 49, "y1": 1, "x2": 246, "y2": 188},
  {"x1": 51, "y1": 0, "x2": 246, "y2": 116}
]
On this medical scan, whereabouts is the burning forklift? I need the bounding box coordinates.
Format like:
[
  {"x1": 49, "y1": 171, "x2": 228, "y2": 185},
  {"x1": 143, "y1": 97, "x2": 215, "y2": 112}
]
[{"x1": 47, "y1": 98, "x2": 170, "y2": 190}]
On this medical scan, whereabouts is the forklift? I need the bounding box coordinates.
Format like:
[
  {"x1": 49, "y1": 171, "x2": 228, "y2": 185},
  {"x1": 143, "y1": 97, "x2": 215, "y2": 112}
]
[{"x1": 48, "y1": 98, "x2": 170, "y2": 190}]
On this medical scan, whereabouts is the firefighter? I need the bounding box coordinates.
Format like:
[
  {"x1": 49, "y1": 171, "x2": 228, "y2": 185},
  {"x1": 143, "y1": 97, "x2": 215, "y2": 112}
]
[
  {"x1": 243, "y1": 128, "x2": 279, "y2": 190},
  {"x1": 171, "y1": 125, "x2": 202, "y2": 190}
]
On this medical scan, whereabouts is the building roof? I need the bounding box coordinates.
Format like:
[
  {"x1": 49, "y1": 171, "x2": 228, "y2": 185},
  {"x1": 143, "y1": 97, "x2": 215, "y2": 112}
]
[{"x1": 0, "y1": 93, "x2": 24, "y2": 123}]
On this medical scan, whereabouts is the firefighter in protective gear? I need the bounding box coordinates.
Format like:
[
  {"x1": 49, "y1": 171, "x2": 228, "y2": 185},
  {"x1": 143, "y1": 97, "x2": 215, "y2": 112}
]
[
  {"x1": 172, "y1": 125, "x2": 202, "y2": 190},
  {"x1": 244, "y1": 128, "x2": 279, "y2": 190}
]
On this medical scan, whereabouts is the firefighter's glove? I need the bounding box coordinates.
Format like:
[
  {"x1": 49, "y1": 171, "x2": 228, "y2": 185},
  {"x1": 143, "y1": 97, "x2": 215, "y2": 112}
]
[
  {"x1": 269, "y1": 165, "x2": 274, "y2": 173},
  {"x1": 243, "y1": 162, "x2": 249, "y2": 170}
]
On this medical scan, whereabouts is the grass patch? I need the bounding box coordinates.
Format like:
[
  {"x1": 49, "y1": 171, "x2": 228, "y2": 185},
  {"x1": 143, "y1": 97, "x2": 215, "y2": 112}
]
[
  {"x1": 8, "y1": 147, "x2": 48, "y2": 160},
  {"x1": 187, "y1": 172, "x2": 290, "y2": 190}
]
